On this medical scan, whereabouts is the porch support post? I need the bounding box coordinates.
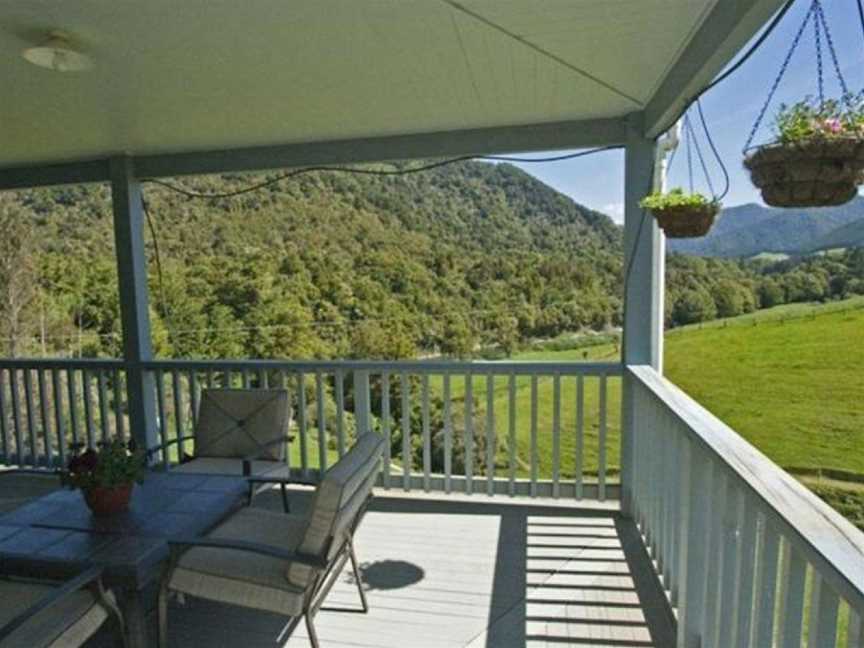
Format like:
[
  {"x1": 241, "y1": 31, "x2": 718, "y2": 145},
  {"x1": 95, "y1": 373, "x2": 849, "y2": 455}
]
[
  {"x1": 620, "y1": 114, "x2": 664, "y2": 516},
  {"x1": 110, "y1": 156, "x2": 158, "y2": 452}
]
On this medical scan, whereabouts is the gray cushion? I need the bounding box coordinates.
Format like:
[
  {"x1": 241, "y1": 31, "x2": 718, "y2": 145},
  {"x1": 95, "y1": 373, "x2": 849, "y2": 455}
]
[
  {"x1": 169, "y1": 508, "x2": 308, "y2": 616},
  {"x1": 195, "y1": 389, "x2": 290, "y2": 461},
  {"x1": 287, "y1": 433, "x2": 384, "y2": 589},
  {"x1": 0, "y1": 579, "x2": 112, "y2": 648},
  {"x1": 171, "y1": 457, "x2": 285, "y2": 477}
]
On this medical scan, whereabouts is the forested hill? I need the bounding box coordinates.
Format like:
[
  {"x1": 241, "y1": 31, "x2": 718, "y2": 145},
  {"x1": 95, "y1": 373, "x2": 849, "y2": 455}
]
[{"x1": 3, "y1": 161, "x2": 624, "y2": 360}]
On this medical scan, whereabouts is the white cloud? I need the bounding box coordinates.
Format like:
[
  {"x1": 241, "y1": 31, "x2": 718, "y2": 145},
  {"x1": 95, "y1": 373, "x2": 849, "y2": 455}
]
[{"x1": 602, "y1": 202, "x2": 625, "y2": 224}]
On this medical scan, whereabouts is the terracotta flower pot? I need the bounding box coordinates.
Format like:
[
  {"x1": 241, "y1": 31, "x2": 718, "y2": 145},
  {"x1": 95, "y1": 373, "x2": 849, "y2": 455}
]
[{"x1": 83, "y1": 483, "x2": 133, "y2": 516}]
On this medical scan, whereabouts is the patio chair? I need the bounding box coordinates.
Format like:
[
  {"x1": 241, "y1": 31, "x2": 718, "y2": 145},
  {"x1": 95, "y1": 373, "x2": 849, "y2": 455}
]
[
  {"x1": 148, "y1": 388, "x2": 294, "y2": 508},
  {"x1": 0, "y1": 566, "x2": 126, "y2": 648},
  {"x1": 157, "y1": 432, "x2": 385, "y2": 648}
]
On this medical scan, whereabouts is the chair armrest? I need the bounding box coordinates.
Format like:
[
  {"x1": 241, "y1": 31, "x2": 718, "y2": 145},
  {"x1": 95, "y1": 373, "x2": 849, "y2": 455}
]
[
  {"x1": 0, "y1": 565, "x2": 104, "y2": 643},
  {"x1": 168, "y1": 536, "x2": 328, "y2": 570},
  {"x1": 146, "y1": 435, "x2": 197, "y2": 459},
  {"x1": 245, "y1": 474, "x2": 317, "y2": 487}
]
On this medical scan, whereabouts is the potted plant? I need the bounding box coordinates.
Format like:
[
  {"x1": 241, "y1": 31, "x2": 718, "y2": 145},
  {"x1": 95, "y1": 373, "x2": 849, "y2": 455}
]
[
  {"x1": 744, "y1": 92, "x2": 864, "y2": 208},
  {"x1": 60, "y1": 439, "x2": 146, "y2": 516},
  {"x1": 639, "y1": 188, "x2": 720, "y2": 238}
]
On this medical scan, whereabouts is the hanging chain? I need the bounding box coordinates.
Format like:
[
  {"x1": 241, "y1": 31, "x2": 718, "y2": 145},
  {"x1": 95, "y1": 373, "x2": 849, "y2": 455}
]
[
  {"x1": 685, "y1": 115, "x2": 694, "y2": 194},
  {"x1": 814, "y1": 1, "x2": 824, "y2": 104},
  {"x1": 688, "y1": 118, "x2": 717, "y2": 199},
  {"x1": 816, "y1": 2, "x2": 850, "y2": 96},
  {"x1": 743, "y1": 0, "x2": 816, "y2": 153}
]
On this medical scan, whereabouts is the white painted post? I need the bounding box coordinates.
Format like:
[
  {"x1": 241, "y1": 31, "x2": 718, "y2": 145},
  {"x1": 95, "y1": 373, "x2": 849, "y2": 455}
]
[
  {"x1": 620, "y1": 113, "x2": 663, "y2": 516},
  {"x1": 109, "y1": 156, "x2": 158, "y2": 452}
]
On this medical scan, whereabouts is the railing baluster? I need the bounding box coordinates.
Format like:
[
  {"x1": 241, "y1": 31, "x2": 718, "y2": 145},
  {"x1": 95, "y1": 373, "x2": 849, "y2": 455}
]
[
  {"x1": 702, "y1": 470, "x2": 728, "y2": 648},
  {"x1": 598, "y1": 373, "x2": 607, "y2": 501},
  {"x1": 752, "y1": 516, "x2": 781, "y2": 648},
  {"x1": 206, "y1": 369, "x2": 215, "y2": 389},
  {"x1": 23, "y1": 369, "x2": 38, "y2": 465},
  {"x1": 529, "y1": 375, "x2": 537, "y2": 498},
  {"x1": 257, "y1": 368, "x2": 266, "y2": 389},
  {"x1": 733, "y1": 496, "x2": 759, "y2": 646},
  {"x1": 465, "y1": 373, "x2": 474, "y2": 495},
  {"x1": 507, "y1": 373, "x2": 516, "y2": 497},
  {"x1": 676, "y1": 442, "x2": 712, "y2": 648},
  {"x1": 423, "y1": 373, "x2": 431, "y2": 493},
  {"x1": 172, "y1": 369, "x2": 184, "y2": 457},
  {"x1": 443, "y1": 372, "x2": 452, "y2": 494},
  {"x1": 777, "y1": 540, "x2": 807, "y2": 648},
  {"x1": 113, "y1": 369, "x2": 125, "y2": 442},
  {"x1": 297, "y1": 372, "x2": 308, "y2": 477},
  {"x1": 9, "y1": 369, "x2": 22, "y2": 464},
  {"x1": 485, "y1": 373, "x2": 494, "y2": 497},
  {"x1": 335, "y1": 370, "x2": 345, "y2": 457},
  {"x1": 155, "y1": 369, "x2": 168, "y2": 466},
  {"x1": 807, "y1": 574, "x2": 839, "y2": 648},
  {"x1": 66, "y1": 368, "x2": 79, "y2": 450},
  {"x1": 37, "y1": 369, "x2": 52, "y2": 465},
  {"x1": 97, "y1": 369, "x2": 110, "y2": 442},
  {"x1": 850, "y1": 608, "x2": 864, "y2": 648},
  {"x1": 401, "y1": 372, "x2": 410, "y2": 492},
  {"x1": 278, "y1": 370, "x2": 290, "y2": 470},
  {"x1": 0, "y1": 369, "x2": 8, "y2": 462},
  {"x1": 315, "y1": 371, "x2": 326, "y2": 474},
  {"x1": 717, "y1": 486, "x2": 745, "y2": 648},
  {"x1": 82, "y1": 370, "x2": 95, "y2": 448},
  {"x1": 551, "y1": 373, "x2": 560, "y2": 499},
  {"x1": 222, "y1": 369, "x2": 231, "y2": 389},
  {"x1": 575, "y1": 374, "x2": 584, "y2": 500},
  {"x1": 189, "y1": 371, "x2": 199, "y2": 429},
  {"x1": 53, "y1": 369, "x2": 69, "y2": 464},
  {"x1": 242, "y1": 370, "x2": 250, "y2": 389},
  {"x1": 381, "y1": 371, "x2": 391, "y2": 489}
]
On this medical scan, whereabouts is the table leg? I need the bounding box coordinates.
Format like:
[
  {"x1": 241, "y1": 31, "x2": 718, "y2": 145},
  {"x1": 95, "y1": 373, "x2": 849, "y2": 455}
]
[{"x1": 119, "y1": 588, "x2": 151, "y2": 648}]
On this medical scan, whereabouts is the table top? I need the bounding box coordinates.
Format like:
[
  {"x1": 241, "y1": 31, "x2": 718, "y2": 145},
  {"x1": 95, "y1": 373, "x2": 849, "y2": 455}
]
[{"x1": 0, "y1": 471, "x2": 246, "y2": 588}]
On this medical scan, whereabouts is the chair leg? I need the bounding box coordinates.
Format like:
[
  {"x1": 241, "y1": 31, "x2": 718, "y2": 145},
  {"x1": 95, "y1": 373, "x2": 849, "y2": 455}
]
[
  {"x1": 348, "y1": 541, "x2": 368, "y2": 613},
  {"x1": 281, "y1": 483, "x2": 290, "y2": 513},
  {"x1": 305, "y1": 612, "x2": 320, "y2": 648},
  {"x1": 157, "y1": 575, "x2": 171, "y2": 648}
]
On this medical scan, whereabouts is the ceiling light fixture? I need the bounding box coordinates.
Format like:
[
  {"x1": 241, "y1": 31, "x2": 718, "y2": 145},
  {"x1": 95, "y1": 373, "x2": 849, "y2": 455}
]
[{"x1": 22, "y1": 31, "x2": 93, "y2": 72}]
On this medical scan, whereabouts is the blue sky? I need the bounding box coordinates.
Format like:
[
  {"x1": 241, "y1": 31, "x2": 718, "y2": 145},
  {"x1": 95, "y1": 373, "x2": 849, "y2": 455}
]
[{"x1": 507, "y1": 0, "x2": 864, "y2": 223}]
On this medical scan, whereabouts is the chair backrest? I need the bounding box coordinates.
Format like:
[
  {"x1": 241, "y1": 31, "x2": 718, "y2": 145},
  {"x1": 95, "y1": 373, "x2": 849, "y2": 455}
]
[
  {"x1": 286, "y1": 433, "x2": 384, "y2": 589},
  {"x1": 194, "y1": 389, "x2": 290, "y2": 461}
]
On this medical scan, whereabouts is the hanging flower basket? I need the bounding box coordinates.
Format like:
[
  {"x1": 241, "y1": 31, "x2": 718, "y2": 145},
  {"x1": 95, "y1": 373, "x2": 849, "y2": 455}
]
[
  {"x1": 744, "y1": 137, "x2": 864, "y2": 208},
  {"x1": 640, "y1": 189, "x2": 720, "y2": 239},
  {"x1": 743, "y1": 90, "x2": 864, "y2": 208}
]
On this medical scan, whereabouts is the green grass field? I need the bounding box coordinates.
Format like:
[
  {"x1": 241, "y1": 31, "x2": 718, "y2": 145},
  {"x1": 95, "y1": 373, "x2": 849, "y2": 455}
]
[{"x1": 425, "y1": 297, "x2": 863, "y2": 483}]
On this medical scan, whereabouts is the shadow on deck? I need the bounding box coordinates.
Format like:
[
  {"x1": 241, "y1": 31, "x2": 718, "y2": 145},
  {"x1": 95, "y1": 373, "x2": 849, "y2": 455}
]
[{"x1": 89, "y1": 490, "x2": 674, "y2": 647}]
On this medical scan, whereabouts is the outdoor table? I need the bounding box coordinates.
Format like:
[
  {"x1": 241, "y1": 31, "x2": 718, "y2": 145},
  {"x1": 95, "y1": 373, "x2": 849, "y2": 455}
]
[{"x1": 0, "y1": 471, "x2": 246, "y2": 648}]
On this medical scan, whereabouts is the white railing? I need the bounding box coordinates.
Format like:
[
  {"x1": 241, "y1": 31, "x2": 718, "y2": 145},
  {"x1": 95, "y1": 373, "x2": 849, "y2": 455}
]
[
  {"x1": 628, "y1": 365, "x2": 864, "y2": 648},
  {"x1": 0, "y1": 358, "x2": 622, "y2": 501},
  {"x1": 0, "y1": 359, "x2": 127, "y2": 468}
]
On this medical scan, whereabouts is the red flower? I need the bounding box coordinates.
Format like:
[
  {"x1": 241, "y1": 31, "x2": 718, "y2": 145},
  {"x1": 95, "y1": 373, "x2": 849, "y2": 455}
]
[{"x1": 77, "y1": 448, "x2": 98, "y2": 472}]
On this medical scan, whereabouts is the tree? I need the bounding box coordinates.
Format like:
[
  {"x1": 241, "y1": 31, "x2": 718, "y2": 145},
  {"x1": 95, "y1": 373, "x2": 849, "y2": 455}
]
[
  {"x1": 672, "y1": 287, "x2": 717, "y2": 325},
  {"x1": 758, "y1": 278, "x2": 785, "y2": 308},
  {"x1": 711, "y1": 280, "x2": 745, "y2": 318},
  {"x1": 0, "y1": 198, "x2": 39, "y2": 356}
]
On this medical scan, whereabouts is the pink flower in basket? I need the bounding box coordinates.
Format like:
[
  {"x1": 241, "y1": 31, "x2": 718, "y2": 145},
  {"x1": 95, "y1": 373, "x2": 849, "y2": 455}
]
[{"x1": 821, "y1": 118, "x2": 843, "y2": 134}]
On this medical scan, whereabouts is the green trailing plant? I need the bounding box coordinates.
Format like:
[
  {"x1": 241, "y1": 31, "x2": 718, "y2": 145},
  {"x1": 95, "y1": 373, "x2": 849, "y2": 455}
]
[
  {"x1": 640, "y1": 188, "x2": 718, "y2": 211},
  {"x1": 60, "y1": 439, "x2": 146, "y2": 490},
  {"x1": 774, "y1": 92, "x2": 864, "y2": 145}
]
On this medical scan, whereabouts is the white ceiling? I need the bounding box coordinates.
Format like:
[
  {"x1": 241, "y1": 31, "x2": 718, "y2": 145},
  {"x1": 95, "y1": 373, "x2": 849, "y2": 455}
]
[{"x1": 0, "y1": 1, "x2": 733, "y2": 169}]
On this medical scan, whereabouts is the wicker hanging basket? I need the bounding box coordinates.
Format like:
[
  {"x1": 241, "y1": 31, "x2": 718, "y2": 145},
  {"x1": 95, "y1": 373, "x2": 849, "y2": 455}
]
[
  {"x1": 649, "y1": 203, "x2": 719, "y2": 238},
  {"x1": 744, "y1": 138, "x2": 864, "y2": 208}
]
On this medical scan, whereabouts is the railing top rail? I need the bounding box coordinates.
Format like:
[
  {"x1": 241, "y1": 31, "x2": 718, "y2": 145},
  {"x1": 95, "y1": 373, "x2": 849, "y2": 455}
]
[
  {"x1": 0, "y1": 358, "x2": 124, "y2": 370},
  {"x1": 140, "y1": 359, "x2": 623, "y2": 375},
  {"x1": 629, "y1": 364, "x2": 864, "y2": 608}
]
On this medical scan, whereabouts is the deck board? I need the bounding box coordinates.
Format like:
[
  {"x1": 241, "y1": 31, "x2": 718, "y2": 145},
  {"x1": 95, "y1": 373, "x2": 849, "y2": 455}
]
[{"x1": 87, "y1": 490, "x2": 674, "y2": 647}]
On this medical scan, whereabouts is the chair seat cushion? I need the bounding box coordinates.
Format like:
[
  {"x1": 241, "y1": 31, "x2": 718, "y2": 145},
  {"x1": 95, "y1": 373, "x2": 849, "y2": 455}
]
[
  {"x1": 171, "y1": 457, "x2": 286, "y2": 477},
  {"x1": 170, "y1": 507, "x2": 309, "y2": 616},
  {"x1": 0, "y1": 579, "x2": 111, "y2": 648}
]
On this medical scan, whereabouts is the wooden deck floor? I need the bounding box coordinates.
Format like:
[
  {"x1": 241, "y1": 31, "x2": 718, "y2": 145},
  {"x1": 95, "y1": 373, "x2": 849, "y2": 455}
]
[{"x1": 89, "y1": 489, "x2": 675, "y2": 648}]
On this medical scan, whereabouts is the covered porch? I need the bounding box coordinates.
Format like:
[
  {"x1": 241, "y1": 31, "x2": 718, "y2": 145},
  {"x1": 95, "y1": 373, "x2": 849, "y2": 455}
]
[{"x1": 1, "y1": 1, "x2": 863, "y2": 647}]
